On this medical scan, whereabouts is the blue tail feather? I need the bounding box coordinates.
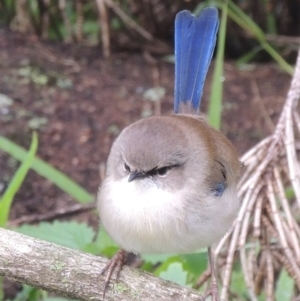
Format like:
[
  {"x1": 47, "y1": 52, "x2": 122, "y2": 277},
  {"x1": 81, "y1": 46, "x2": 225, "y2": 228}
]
[{"x1": 174, "y1": 7, "x2": 219, "y2": 114}]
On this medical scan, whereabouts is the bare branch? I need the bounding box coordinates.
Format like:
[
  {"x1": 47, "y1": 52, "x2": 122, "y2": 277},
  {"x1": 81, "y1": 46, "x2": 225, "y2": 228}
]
[
  {"x1": 217, "y1": 48, "x2": 300, "y2": 300},
  {"x1": 0, "y1": 227, "x2": 204, "y2": 301},
  {"x1": 103, "y1": 0, "x2": 153, "y2": 42},
  {"x1": 8, "y1": 203, "x2": 96, "y2": 226}
]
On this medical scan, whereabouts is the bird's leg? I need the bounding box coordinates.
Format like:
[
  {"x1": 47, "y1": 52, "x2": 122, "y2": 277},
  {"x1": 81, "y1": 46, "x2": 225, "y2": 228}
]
[
  {"x1": 99, "y1": 249, "x2": 127, "y2": 299},
  {"x1": 203, "y1": 247, "x2": 220, "y2": 301}
]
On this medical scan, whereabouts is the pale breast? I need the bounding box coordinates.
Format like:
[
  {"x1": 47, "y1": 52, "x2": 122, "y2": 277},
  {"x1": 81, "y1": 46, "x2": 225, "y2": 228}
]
[{"x1": 98, "y1": 175, "x2": 239, "y2": 254}]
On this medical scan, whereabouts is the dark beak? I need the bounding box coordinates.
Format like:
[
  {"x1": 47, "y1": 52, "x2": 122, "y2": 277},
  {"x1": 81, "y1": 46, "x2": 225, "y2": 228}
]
[{"x1": 128, "y1": 171, "x2": 145, "y2": 182}]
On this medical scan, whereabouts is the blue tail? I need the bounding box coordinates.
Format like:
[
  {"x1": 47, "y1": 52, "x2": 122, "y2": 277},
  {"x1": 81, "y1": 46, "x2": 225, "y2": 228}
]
[{"x1": 174, "y1": 7, "x2": 219, "y2": 114}]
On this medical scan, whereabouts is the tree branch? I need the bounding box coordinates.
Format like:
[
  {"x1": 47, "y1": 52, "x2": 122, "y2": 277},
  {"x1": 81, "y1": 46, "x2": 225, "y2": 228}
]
[{"x1": 0, "y1": 227, "x2": 204, "y2": 300}]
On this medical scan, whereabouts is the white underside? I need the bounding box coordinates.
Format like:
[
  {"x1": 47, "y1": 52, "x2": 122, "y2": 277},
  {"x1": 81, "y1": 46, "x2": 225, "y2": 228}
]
[{"x1": 98, "y1": 177, "x2": 239, "y2": 254}]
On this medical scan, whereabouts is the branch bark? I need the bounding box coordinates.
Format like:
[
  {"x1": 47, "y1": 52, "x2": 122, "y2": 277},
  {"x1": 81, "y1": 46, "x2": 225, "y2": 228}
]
[{"x1": 0, "y1": 227, "x2": 204, "y2": 300}]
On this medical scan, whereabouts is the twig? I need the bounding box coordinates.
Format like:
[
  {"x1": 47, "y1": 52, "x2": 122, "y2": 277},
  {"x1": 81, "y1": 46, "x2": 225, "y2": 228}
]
[
  {"x1": 95, "y1": 0, "x2": 110, "y2": 57},
  {"x1": 75, "y1": 0, "x2": 84, "y2": 42},
  {"x1": 250, "y1": 78, "x2": 275, "y2": 133},
  {"x1": 218, "y1": 47, "x2": 300, "y2": 300},
  {"x1": 8, "y1": 203, "x2": 96, "y2": 226},
  {"x1": 266, "y1": 34, "x2": 300, "y2": 47},
  {"x1": 103, "y1": 0, "x2": 153, "y2": 42}
]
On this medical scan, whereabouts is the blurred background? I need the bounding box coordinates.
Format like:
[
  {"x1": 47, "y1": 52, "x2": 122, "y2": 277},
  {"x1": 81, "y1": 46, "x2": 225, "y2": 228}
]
[{"x1": 1, "y1": 0, "x2": 300, "y2": 58}]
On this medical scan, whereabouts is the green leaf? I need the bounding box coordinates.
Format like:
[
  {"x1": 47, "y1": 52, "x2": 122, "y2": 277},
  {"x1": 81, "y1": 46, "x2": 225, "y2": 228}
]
[
  {"x1": 275, "y1": 270, "x2": 294, "y2": 301},
  {"x1": 12, "y1": 285, "x2": 46, "y2": 301},
  {"x1": 208, "y1": 1, "x2": 228, "y2": 129},
  {"x1": 230, "y1": 263, "x2": 247, "y2": 297},
  {"x1": 15, "y1": 221, "x2": 95, "y2": 251},
  {"x1": 202, "y1": 0, "x2": 293, "y2": 75},
  {"x1": 141, "y1": 253, "x2": 175, "y2": 265},
  {"x1": 83, "y1": 20, "x2": 99, "y2": 35},
  {"x1": 226, "y1": 0, "x2": 293, "y2": 75},
  {"x1": 0, "y1": 135, "x2": 94, "y2": 204},
  {"x1": 285, "y1": 186, "x2": 295, "y2": 200},
  {"x1": 153, "y1": 256, "x2": 183, "y2": 276},
  {"x1": 0, "y1": 132, "x2": 38, "y2": 227},
  {"x1": 92, "y1": 227, "x2": 119, "y2": 257},
  {"x1": 159, "y1": 262, "x2": 188, "y2": 286},
  {"x1": 181, "y1": 252, "x2": 207, "y2": 276}
]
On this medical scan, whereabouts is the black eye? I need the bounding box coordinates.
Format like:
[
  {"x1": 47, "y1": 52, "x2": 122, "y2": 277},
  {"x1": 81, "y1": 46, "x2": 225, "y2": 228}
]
[
  {"x1": 123, "y1": 163, "x2": 130, "y2": 172},
  {"x1": 157, "y1": 167, "x2": 168, "y2": 177}
]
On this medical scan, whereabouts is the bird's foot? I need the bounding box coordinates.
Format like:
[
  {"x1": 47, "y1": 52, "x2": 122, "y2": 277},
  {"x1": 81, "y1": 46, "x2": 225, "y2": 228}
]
[
  {"x1": 202, "y1": 247, "x2": 221, "y2": 301},
  {"x1": 202, "y1": 281, "x2": 220, "y2": 301},
  {"x1": 99, "y1": 249, "x2": 126, "y2": 299},
  {"x1": 201, "y1": 283, "x2": 220, "y2": 301}
]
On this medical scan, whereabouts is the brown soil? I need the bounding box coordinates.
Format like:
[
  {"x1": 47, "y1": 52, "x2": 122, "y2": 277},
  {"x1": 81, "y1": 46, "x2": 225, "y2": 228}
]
[
  {"x1": 0, "y1": 25, "x2": 291, "y2": 221},
  {"x1": 0, "y1": 26, "x2": 292, "y2": 296}
]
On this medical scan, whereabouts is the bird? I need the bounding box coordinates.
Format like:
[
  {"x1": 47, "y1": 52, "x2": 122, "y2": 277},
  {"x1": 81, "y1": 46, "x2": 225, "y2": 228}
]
[{"x1": 97, "y1": 7, "x2": 242, "y2": 301}]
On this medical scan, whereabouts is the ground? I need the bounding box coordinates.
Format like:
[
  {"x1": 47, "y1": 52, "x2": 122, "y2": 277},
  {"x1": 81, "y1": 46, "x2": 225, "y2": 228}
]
[
  {"x1": 0, "y1": 25, "x2": 291, "y2": 226},
  {"x1": 0, "y1": 26, "x2": 293, "y2": 297}
]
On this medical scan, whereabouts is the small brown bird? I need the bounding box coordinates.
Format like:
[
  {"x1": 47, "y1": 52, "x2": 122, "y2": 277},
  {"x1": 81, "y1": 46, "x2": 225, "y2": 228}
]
[{"x1": 98, "y1": 7, "x2": 242, "y2": 301}]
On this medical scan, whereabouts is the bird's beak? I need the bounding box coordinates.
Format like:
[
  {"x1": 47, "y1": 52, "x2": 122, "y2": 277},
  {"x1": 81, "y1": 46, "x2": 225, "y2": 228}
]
[{"x1": 128, "y1": 171, "x2": 145, "y2": 182}]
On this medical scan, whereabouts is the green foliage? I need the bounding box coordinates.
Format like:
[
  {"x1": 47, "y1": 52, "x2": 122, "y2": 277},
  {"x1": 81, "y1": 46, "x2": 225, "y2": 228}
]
[
  {"x1": 139, "y1": 251, "x2": 209, "y2": 292},
  {"x1": 0, "y1": 135, "x2": 94, "y2": 204},
  {"x1": 159, "y1": 262, "x2": 188, "y2": 286},
  {"x1": 275, "y1": 270, "x2": 294, "y2": 300},
  {"x1": 208, "y1": 0, "x2": 228, "y2": 129},
  {"x1": 94, "y1": 226, "x2": 119, "y2": 257},
  {"x1": 152, "y1": 256, "x2": 183, "y2": 277},
  {"x1": 12, "y1": 285, "x2": 46, "y2": 301},
  {"x1": 7, "y1": 284, "x2": 72, "y2": 301},
  {"x1": 226, "y1": 0, "x2": 293, "y2": 75},
  {"x1": 230, "y1": 263, "x2": 248, "y2": 298},
  {"x1": 15, "y1": 221, "x2": 95, "y2": 252},
  {"x1": 0, "y1": 132, "x2": 95, "y2": 299},
  {"x1": 0, "y1": 132, "x2": 38, "y2": 227},
  {"x1": 0, "y1": 131, "x2": 94, "y2": 299},
  {"x1": 0, "y1": 0, "x2": 15, "y2": 23},
  {"x1": 141, "y1": 253, "x2": 175, "y2": 265},
  {"x1": 182, "y1": 252, "x2": 207, "y2": 277},
  {"x1": 198, "y1": 0, "x2": 293, "y2": 129}
]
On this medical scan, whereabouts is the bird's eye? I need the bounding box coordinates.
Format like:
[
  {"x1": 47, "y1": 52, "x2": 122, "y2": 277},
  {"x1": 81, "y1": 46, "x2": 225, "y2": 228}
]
[
  {"x1": 157, "y1": 167, "x2": 169, "y2": 177},
  {"x1": 123, "y1": 163, "x2": 130, "y2": 172}
]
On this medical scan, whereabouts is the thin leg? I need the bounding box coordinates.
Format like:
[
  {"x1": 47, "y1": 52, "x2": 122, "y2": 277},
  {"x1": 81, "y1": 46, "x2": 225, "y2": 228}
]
[
  {"x1": 98, "y1": 249, "x2": 126, "y2": 299},
  {"x1": 203, "y1": 247, "x2": 220, "y2": 301}
]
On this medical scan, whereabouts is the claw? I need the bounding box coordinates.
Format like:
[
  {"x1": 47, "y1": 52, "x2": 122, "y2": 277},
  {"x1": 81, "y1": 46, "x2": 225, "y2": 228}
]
[
  {"x1": 203, "y1": 281, "x2": 220, "y2": 301},
  {"x1": 98, "y1": 249, "x2": 126, "y2": 299}
]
